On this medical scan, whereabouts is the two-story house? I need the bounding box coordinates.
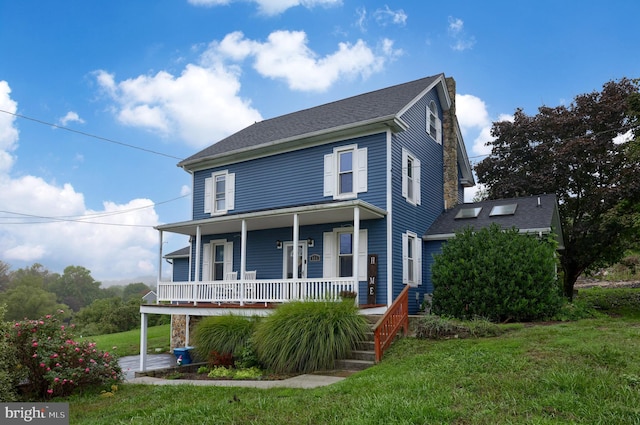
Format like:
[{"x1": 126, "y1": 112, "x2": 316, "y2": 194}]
[{"x1": 139, "y1": 74, "x2": 475, "y2": 368}]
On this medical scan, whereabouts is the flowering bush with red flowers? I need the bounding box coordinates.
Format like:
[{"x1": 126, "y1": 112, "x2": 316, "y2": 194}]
[{"x1": 5, "y1": 311, "x2": 122, "y2": 400}]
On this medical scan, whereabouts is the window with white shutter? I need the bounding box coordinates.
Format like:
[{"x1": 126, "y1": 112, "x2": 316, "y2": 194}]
[
  {"x1": 204, "y1": 170, "x2": 235, "y2": 215},
  {"x1": 402, "y1": 148, "x2": 421, "y2": 205},
  {"x1": 323, "y1": 145, "x2": 367, "y2": 199}
]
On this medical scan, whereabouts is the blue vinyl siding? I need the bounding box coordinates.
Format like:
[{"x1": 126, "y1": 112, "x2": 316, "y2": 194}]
[
  {"x1": 391, "y1": 88, "x2": 445, "y2": 313},
  {"x1": 192, "y1": 132, "x2": 387, "y2": 221},
  {"x1": 171, "y1": 258, "x2": 189, "y2": 282}
]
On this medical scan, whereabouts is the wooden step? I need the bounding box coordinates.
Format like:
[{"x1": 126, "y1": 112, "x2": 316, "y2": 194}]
[{"x1": 335, "y1": 358, "x2": 374, "y2": 371}]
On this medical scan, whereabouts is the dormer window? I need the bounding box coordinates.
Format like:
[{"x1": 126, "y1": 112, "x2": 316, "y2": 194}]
[{"x1": 427, "y1": 101, "x2": 442, "y2": 144}]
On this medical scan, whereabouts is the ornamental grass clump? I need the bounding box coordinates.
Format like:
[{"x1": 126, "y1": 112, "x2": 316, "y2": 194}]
[
  {"x1": 253, "y1": 300, "x2": 369, "y2": 373},
  {"x1": 5, "y1": 311, "x2": 122, "y2": 400},
  {"x1": 193, "y1": 314, "x2": 259, "y2": 365}
]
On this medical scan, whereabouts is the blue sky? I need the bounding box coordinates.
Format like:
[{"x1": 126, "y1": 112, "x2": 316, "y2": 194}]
[{"x1": 0, "y1": 0, "x2": 638, "y2": 281}]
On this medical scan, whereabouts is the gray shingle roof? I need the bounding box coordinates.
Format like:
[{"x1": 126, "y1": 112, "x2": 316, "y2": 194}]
[
  {"x1": 178, "y1": 74, "x2": 443, "y2": 168},
  {"x1": 424, "y1": 194, "x2": 564, "y2": 248},
  {"x1": 164, "y1": 246, "x2": 190, "y2": 258}
]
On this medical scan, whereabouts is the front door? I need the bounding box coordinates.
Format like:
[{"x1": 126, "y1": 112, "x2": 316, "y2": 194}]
[{"x1": 283, "y1": 242, "x2": 308, "y2": 279}]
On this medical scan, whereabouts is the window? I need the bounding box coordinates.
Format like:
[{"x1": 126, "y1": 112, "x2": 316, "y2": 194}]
[
  {"x1": 455, "y1": 207, "x2": 482, "y2": 219},
  {"x1": 324, "y1": 145, "x2": 367, "y2": 199},
  {"x1": 201, "y1": 240, "x2": 233, "y2": 281},
  {"x1": 338, "y1": 232, "x2": 353, "y2": 277},
  {"x1": 204, "y1": 170, "x2": 235, "y2": 215},
  {"x1": 402, "y1": 231, "x2": 422, "y2": 286},
  {"x1": 490, "y1": 204, "x2": 518, "y2": 216},
  {"x1": 427, "y1": 101, "x2": 442, "y2": 144},
  {"x1": 338, "y1": 150, "x2": 353, "y2": 194},
  {"x1": 323, "y1": 228, "x2": 368, "y2": 280},
  {"x1": 402, "y1": 148, "x2": 421, "y2": 205}
]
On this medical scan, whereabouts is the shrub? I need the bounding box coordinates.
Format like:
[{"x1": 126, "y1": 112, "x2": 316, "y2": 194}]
[
  {"x1": 253, "y1": 300, "x2": 369, "y2": 373},
  {"x1": 193, "y1": 314, "x2": 258, "y2": 362},
  {"x1": 5, "y1": 312, "x2": 122, "y2": 400},
  {"x1": 575, "y1": 287, "x2": 640, "y2": 315},
  {"x1": 431, "y1": 224, "x2": 564, "y2": 322},
  {"x1": 0, "y1": 305, "x2": 19, "y2": 402},
  {"x1": 415, "y1": 315, "x2": 503, "y2": 340}
]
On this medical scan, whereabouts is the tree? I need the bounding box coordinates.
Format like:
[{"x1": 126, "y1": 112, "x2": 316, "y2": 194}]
[
  {"x1": 0, "y1": 261, "x2": 10, "y2": 293},
  {"x1": 0, "y1": 283, "x2": 69, "y2": 321},
  {"x1": 48, "y1": 266, "x2": 104, "y2": 311},
  {"x1": 475, "y1": 78, "x2": 640, "y2": 298},
  {"x1": 122, "y1": 282, "x2": 151, "y2": 301}
]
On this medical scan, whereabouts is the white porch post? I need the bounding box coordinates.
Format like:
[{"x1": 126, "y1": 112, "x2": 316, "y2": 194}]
[
  {"x1": 293, "y1": 213, "x2": 299, "y2": 277},
  {"x1": 240, "y1": 219, "x2": 247, "y2": 306},
  {"x1": 194, "y1": 225, "x2": 201, "y2": 306},
  {"x1": 157, "y1": 230, "x2": 163, "y2": 285},
  {"x1": 139, "y1": 312, "x2": 148, "y2": 372},
  {"x1": 353, "y1": 206, "x2": 360, "y2": 298}
]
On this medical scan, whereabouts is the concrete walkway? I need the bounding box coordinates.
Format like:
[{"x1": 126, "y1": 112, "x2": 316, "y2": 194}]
[{"x1": 118, "y1": 354, "x2": 346, "y2": 388}]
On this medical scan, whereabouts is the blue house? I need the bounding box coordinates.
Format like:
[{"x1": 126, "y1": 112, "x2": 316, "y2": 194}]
[
  {"x1": 155, "y1": 73, "x2": 472, "y2": 309},
  {"x1": 138, "y1": 74, "x2": 475, "y2": 367}
]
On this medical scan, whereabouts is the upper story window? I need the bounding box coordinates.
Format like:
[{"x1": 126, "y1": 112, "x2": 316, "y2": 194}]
[
  {"x1": 402, "y1": 148, "x2": 421, "y2": 205},
  {"x1": 427, "y1": 101, "x2": 442, "y2": 144},
  {"x1": 324, "y1": 144, "x2": 368, "y2": 200},
  {"x1": 204, "y1": 170, "x2": 235, "y2": 215}
]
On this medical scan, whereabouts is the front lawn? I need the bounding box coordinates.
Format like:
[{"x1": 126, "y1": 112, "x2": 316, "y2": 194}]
[{"x1": 68, "y1": 311, "x2": 640, "y2": 424}]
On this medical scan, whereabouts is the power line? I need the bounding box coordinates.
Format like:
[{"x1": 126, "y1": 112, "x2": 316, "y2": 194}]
[
  {"x1": 0, "y1": 109, "x2": 185, "y2": 161},
  {"x1": 0, "y1": 194, "x2": 190, "y2": 227}
]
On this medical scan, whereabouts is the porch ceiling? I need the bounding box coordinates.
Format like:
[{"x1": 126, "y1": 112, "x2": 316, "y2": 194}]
[{"x1": 156, "y1": 200, "x2": 387, "y2": 236}]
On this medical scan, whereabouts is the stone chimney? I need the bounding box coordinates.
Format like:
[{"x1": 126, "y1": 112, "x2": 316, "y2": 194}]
[{"x1": 442, "y1": 76, "x2": 459, "y2": 210}]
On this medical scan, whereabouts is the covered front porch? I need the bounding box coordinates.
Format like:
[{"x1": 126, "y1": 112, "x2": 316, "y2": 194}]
[{"x1": 154, "y1": 199, "x2": 389, "y2": 306}]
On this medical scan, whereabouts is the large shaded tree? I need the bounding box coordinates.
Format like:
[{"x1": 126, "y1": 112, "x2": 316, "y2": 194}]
[
  {"x1": 48, "y1": 265, "x2": 104, "y2": 311},
  {"x1": 475, "y1": 78, "x2": 640, "y2": 298}
]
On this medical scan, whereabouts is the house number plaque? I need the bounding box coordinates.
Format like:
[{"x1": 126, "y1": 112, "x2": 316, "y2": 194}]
[{"x1": 367, "y1": 254, "x2": 377, "y2": 305}]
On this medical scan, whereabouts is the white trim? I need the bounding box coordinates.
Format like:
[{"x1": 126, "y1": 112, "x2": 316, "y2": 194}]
[
  {"x1": 204, "y1": 170, "x2": 235, "y2": 215},
  {"x1": 401, "y1": 148, "x2": 421, "y2": 206},
  {"x1": 325, "y1": 144, "x2": 368, "y2": 200},
  {"x1": 427, "y1": 101, "x2": 442, "y2": 144},
  {"x1": 386, "y1": 130, "x2": 393, "y2": 307},
  {"x1": 402, "y1": 230, "x2": 422, "y2": 287}
]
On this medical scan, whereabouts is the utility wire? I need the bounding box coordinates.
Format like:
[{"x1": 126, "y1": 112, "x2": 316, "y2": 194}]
[{"x1": 0, "y1": 109, "x2": 185, "y2": 161}]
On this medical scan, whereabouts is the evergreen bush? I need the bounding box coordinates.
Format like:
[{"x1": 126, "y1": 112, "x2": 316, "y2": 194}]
[
  {"x1": 431, "y1": 224, "x2": 563, "y2": 322},
  {"x1": 253, "y1": 300, "x2": 369, "y2": 373}
]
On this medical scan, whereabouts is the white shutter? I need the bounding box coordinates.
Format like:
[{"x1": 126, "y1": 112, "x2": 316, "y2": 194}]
[
  {"x1": 416, "y1": 239, "x2": 423, "y2": 285},
  {"x1": 204, "y1": 177, "x2": 212, "y2": 214},
  {"x1": 224, "y1": 242, "x2": 233, "y2": 276},
  {"x1": 402, "y1": 232, "x2": 408, "y2": 284},
  {"x1": 202, "y1": 243, "x2": 211, "y2": 281},
  {"x1": 323, "y1": 153, "x2": 334, "y2": 197},
  {"x1": 226, "y1": 173, "x2": 235, "y2": 211},
  {"x1": 414, "y1": 157, "x2": 421, "y2": 205},
  {"x1": 358, "y1": 229, "x2": 367, "y2": 281},
  {"x1": 401, "y1": 149, "x2": 408, "y2": 199},
  {"x1": 356, "y1": 148, "x2": 367, "y2": 193},
  {"x1": 436, "y1": 115, "x2": 442, "y2": 144},
  {"x1": 323, "y1": 232, "x2": 335, "y2": 277}
]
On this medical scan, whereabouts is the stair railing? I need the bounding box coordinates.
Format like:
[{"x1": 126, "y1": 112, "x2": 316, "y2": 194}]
[{"x1": 373, "y1": 285, "x2": 410, "y2": 363}]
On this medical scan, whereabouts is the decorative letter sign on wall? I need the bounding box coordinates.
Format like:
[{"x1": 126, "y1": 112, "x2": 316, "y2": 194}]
[{"x1": 367, "y1": 254, "x2": 377, "y2": 305}]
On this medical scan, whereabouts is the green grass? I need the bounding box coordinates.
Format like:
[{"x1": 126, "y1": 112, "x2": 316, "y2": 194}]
[
  {"x1": 86, "y1": 324, "x2": 171, "y2": 357},
  {"x1": 67, "y1": 314, "x2": 640, "y2": 424}
]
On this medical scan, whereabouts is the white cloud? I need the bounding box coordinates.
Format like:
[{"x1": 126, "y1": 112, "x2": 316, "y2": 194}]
[
  {"x1": 0, "y1": 81, "x2": 162, "y2": 281},
  {"x1": 59, "y1": 111, "x2": 85, "y2": 126},
  {"x1": 94, "y1": 64, "x2": 262, "y2": 148},
  {"x1": 180, "y1": 185, "x2": 191, "y2": 196},
  {"x1": 456, "y1": 93, "x2": 514, "y2": 158},
  {"x1": 373, "y1": 5, "x2": 407, "y2": 27},
  {"x1": 210, "y1": 30, "x2": 397, "y2": 92},
  {"x1": 447, "y1": 16, "x2": 475, "y2": 51},
  {"x1": 187, "y1": 0, "x2": 341, "y2": 15},
  {"x1": 613, "y1": 129, "x2": 633, "y2": 145}
]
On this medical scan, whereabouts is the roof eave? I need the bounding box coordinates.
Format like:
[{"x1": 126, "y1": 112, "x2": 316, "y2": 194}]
[{"x1": 178, "y1": 115, "x2": 407, "y2": 172}]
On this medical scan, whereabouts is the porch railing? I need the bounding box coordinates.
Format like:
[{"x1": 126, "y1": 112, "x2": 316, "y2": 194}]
[
  {"x1": 373, "y1": 284, "x2": 409, "y2": 363},
  {"x1": 156, "y1": 278, "x2": 356, "y2": 306}
]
